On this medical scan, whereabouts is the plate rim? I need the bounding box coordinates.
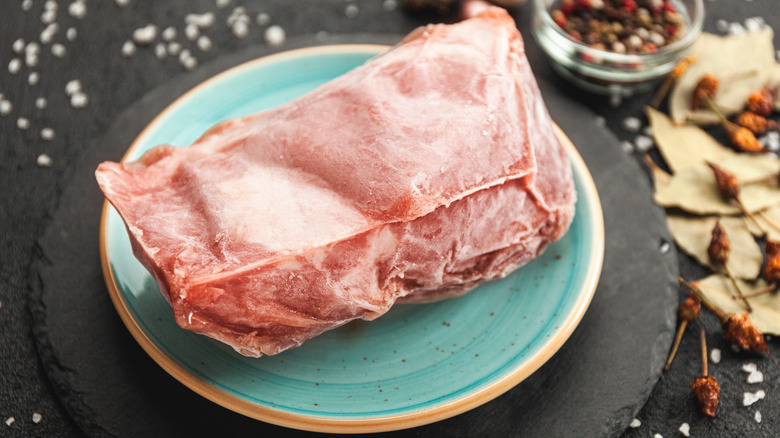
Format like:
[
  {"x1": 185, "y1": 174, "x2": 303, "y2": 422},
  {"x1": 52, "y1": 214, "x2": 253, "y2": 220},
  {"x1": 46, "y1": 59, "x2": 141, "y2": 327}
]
[{"x1": 99, "y1": 44, "x2": 605, "y2": 434}]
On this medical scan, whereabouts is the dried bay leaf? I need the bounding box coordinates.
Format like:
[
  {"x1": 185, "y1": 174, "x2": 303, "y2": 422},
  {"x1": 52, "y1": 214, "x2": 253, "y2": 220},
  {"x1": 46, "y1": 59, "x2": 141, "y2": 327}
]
[
  {"x1": 670, "y1": 30, "x2": 777, "y2": 125},
  {"x1": 696, "y1": 274, "x2": 780, "y2": 336},
  {"x1": 647, "y1": 107, "x2": 780, "y2": 176},
  {"x1": 643, "y1": 154, "x2": 671, "y2": 189},
  {"x1": 746, "y1": 205, "x2": 780, "y2": 240},
  {"x1": 654, "y1": 164, "x2": 780, "y2": 215},
  {"x1": 667, "y1": 214, "x2": 762, "y2": 279}
]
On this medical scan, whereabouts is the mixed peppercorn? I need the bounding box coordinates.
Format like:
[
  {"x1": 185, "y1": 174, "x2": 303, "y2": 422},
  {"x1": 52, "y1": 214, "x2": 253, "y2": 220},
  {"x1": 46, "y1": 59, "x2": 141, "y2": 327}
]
[{"x1": 551, "y1": 0, "x2": 686, "y2": 53}]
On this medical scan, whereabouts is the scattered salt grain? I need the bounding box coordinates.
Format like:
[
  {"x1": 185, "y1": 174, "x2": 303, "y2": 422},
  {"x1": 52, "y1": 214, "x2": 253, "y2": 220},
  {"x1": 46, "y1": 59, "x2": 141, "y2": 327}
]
[
  {"x1": 44, "y1": 0, "x2": 56, "y2": 10},
  {"x1": 653, "y1": 434, "x2": 663, "y2": 438},
  {"x1": 26, "y1": 42, "x2": 40, "y2": 56},
  {"x1": 0, "y1": 100, "x2": 12, "y2": 116},
  {"x1": 184, "y1": 23, "x2": 200, "y2": 41},
  {"x1": 659, "y1": 241, "x2": 670, "y2": 254},
  {"x1": 51, "y1": 43, "x2": 66, "y2": 58},
  {"x1": 765, "y1": 131, "x2": 780, "y2": 151},
  {"x1": 629, "y1": 418, "x2": 641, "y2": 428},
  {"x1": 28, "y1": 71, "x2": 40, "y2": 85},
  {"x1": 65, "y1": 79, "x2": 82, "y2": 95},
  {"x1": 133, "y1": 24, "x2": 158, "y2": 45},
  {"x1": 728, "y1": 22, "x2": 746, "y2": 36},
  {"x1": 37, "y1": 153, "x2": 52, "y2": 167},
  {"x1": 25, "y1": 54, "x2": 39, "y2": 67},
  {"x1": 66, "y1": 27, "x2": 77, "y2": 41},
  {"x1": 216, "y1": 0, "x2": 231, "y2": 8},
  {"x1": 121, "y1": 40, "x2": 136, "y2": 57},
  {"x1": 383, "y1": 0, "x2": 398, "y2": 12},
  {"x1": 8, "y1": 58, "x2": 22, "y2": 74},
  {"x1": 162, "y1": 26, "x2": 176, "y2": 41},
  {"x1": 745, "y1": 17, "x2": 762, "y2": 33},
  {"x1": 742, "y1": 363, "x2": 757, "y2": 373},
  {"x1": 17, "y1": 117, "x2": 30, "y2": 130},
  {"x1": 227, "y1": 7, "x2": 249, "y2": 27},
  {"x1": 710, "y1": 348, "x2": 721, "y2": 364},
  {"x1": 185, "y1": 12, "x2": 216, "y2": 28},
  {"x1": 41, "y1": 9, "x2": 57, "y2": 25},
  {"x1": 755, "y1": 410, "x2": 762, "y2": 423},
  {"x1": 115, "y1": 0, "x2": 130, "y2": 6},
  {"x1": 35, "y1": 97, "x2": 47, "y2": 109},
  {"x1": 196, "y1": 35, "x2": 212, "y2": 52},
  {"x1": 635, "y1": 135, "x2": 654, "y2": 152},
  {"x1": 679, "y1": 422, "x2": 690, "y2": 437},
  {"x1": 167, "y1": 41, "x2": 182, "y2": 56},
  {"x1": 642, "y1": 125, "x2": 653, "y2": 136},
  {"x1": 68, "y1": 0, "x2": 87, "y2": 19},
  {"x1": 22, "y1": 0, "x2": 33, "y2": 12},
  {"x1": 609, "y1": 93, "x2": 622, "y2": 108},
  {"x1": 620, "y1": 140, "x2": 634, "y2": 154},
  {"x1": 315, "y1": 31, "x2": 330, "y2": 42},
  {"x1": 179, "y1": 50, "x2": 197, "y2": 71},
  {"x1": 5, "y1": 417, "x2": 15, "y2": 427},
  {"x1": 154, "y1": 43, "x2": 167, "y2": 59},
  {"x1": 70, "y1": 92, "x2": 88, "y2": 108},
  {"x1": 40, "y1": 127, "x2": 55, "y2": 140},
  {"x1": 256, "y1": 12, "x2": 270, "y2": 26},
  {"x1": 743, "y1": 390, "x2": 766, "y2": 406},
  {"x1": 264, "y1": 25, "x2": 286, "y2": 47},
  {"x1": 32, "y1": 412, "x2": 42, "y2": 424},
  {"x1": 40, "y1": 23, "x2": 59, "y2": 44},
  {"x1": 13, "y1": 38, "x2": 25, "y2": 54},
  {"x1": 747, "y1": 370, "x2": 764, "y2": 384},
  {"x1": 594, "y1": 115, "x2": 605, "y2": 127},
  {"x1": 716, "y1": 19, "x2": 728, "y2": 33},
  {"x1": 345, "y1": 3, "x2": 359, "y2": 18},
  {"x1": 622, "y1": 116, "x2": 642, "y2": 133},
  {"x1": 232, "y1": 21, "x2": 249, "y2": 39}
]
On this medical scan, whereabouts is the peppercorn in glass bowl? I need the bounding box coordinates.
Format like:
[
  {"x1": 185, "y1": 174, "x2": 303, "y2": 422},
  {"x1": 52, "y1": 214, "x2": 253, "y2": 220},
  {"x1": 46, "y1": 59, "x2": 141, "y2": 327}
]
[{"x1": 531, "y1": 0, "x2": 704, "y2": 96}]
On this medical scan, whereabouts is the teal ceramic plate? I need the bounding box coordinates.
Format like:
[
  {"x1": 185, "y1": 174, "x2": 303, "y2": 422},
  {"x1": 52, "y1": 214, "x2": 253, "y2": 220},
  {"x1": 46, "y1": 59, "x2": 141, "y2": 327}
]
[{"x1": 100, "y1": 45, "x2": 605, "y2": 433}]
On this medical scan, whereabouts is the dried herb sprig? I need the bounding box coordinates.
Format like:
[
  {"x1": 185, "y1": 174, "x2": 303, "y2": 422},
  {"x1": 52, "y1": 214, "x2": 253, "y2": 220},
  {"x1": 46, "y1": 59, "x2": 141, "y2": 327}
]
[
  {"x1": 679, "y1": 278, "x2": 769, "y2": 354},
  {"x1": 664, "y1": 291, "x2": 701, "y2": 370},
  {"x1": 691, "y1": 329, "x2": 720, "y2": 418},
  {"x1": 651, "y1": 55, "x2": 698, "y2": 108},
  {"x1": 706, "y1": 162, "x2": 766, "y2": 236},
  {"x1": 707, "y1": 221, "x2": 753, "y2": 311}
]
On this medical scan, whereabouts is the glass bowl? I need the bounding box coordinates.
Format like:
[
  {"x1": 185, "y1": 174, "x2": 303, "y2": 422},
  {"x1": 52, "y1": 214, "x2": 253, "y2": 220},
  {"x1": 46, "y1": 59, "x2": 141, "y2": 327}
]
[{"x1": 531, "y1": 0, "x2": 704, "y2": 96}]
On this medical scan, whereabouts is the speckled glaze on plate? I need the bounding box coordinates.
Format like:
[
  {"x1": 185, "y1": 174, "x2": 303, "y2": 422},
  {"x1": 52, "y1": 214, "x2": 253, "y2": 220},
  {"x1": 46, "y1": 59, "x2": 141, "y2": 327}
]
[{"x1": 100, "y1": 45, "x2": 605, "y2": 433}]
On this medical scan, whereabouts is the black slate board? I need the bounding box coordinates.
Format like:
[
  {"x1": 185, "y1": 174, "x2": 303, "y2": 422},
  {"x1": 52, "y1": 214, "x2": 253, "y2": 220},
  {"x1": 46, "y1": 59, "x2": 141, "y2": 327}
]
[{"x1": 29, "y1": 35, "x2": 678, "y2": 437}]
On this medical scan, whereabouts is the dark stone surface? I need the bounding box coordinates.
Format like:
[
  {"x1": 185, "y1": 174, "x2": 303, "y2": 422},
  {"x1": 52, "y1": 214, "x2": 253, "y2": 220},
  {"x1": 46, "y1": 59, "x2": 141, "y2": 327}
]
[{"x1": 2, "y1": 1, "x2": 779, "y2": 437}]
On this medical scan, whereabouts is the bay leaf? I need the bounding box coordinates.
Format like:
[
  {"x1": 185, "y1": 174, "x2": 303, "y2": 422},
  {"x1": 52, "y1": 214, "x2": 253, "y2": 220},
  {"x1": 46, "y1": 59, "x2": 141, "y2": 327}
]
[
  {"x1": 746, "y1": 204, "x2": 780, "y2": 240},
  {"x1": 647, "y1": 107, "x2": 780, "y2": 176},
  {"x1": 670, "y1": 30, "x2": 777, "y2": 125},
  {"x1": 643, "y1": 154, "x2": 671, "y2": 189},
  {"x1": 667, "y1": 214, "x2": 762, "y2": 279},
  {"x1": 696, "y1": 274, "x2": 780, "y2": 336},
  {"x1": 654, "y1": 164, "x2": 780, "y2": 215}
]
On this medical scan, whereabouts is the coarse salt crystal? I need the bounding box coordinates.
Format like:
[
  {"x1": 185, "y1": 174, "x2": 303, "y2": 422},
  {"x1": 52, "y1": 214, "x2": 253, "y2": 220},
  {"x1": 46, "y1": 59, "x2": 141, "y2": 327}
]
[
  {"x1": 133, "y1": 24, "x2": 158, "y2": 45},
  {"x1": 216, "y1": 0, "x2": 231, "y2": 8},
  {"x1": 44, "y1": 0, "x2": 56, "y2": 10},
  {"x1": 41, "y1": 9, "x2": 56, "y2": 24},
  {"x1": 68, "y1": 0, "x2": 87, "y2": 19},
  {"x1": 28, "y1": 71, "x2": 40, "y2": 85},
  {"x1": 659, "y1": 241, "x2": 670, "y2": 254},
  {"x1": 66, "y1": 27, "x2": 77, "y2": 41},
  {"x1": 227, "y1": 7, "x2": 248, "y2": 26},
  {"x1": 184, "y1": 23, "x2": 200, "y2": 41},
  {"x1": 196, "y1": 35, "x2": 212, "y2": 52},
  {"x1": 264, "y1": 25, "x2": 285, "y2": 47},
  {"x1": 679, "y1": 422, "x2": 690, "y2": 437},
  {"x1": 12, "y1": 38, "x2": 25, "y2": 54},
  {"x1": 32, "y1": 412, "x2": 42, "y2": 424},
  {"x1": 629, "y1": 418, "x2": 641, "y2": 428},
  {"x1": 40, "y1": 127, "x2": 55, "y2": 140},
  {"x1": 40, "y1": 23, "x2": 59, "y2": 44},
  {"x1": 742, "y1": 362, "x2": 757, "y2": 373},
  {"x1": 179, "y1": 50, "x2": 197, "y2": 71},
  {"x1": 745, "y1": 17, "x2": 762, "y2": 32},
  {"x1": 383, "y1": 0, "x2": 398, "y2": 12},
  {"x1": 25, "y1": 54, "x2": 39, "y2": 67},
  {"x1": 121, "y1": 40, "x2": 136, "y2": 57},
  {"x1": 161, "y1": 26, "x2": 176, "y2": 41},
  {"x1": 256, "y1": 12, "x2": 270, "y2": 26},
  {"x1": 26, "y1": 41, "x2": 40, "y2": 56},
  {"x1": 115, "y1": 0, "x2": 130, "y2": 6},
  {"x1": 755, "y1": 410, "x2": 762, "y2": 423},
  {"x1": 37, "y1": 153, "x2": 52, "y2": 167},
  {"x1": 5, "y1": 417, "x2": 15, "y2": 427},
  {"x1": 728, "y1": 22, "x2": 746, "y2": 36},
  {"x1": 70, "y1": 92, "x2": 88, "y2": 108},
  {"x1": 154, "y1": 43, "x2": 167, "y2": 59},
  {"x1": 620, "y1": 140, "x2": 634, "y2": 154},
  {"x1": 594, "y1": 116, "x2": 605, "y2": 127},
  {"x1": 167, "y1": 42, "x2": 182, "y2": 56},
  {"x1": 609, "y1": 93, "x2": 622, "y2": 108},
  {"x1": 345, "y1": 3, "x2": 359, "y2": 18},
  {"x1": 185, "y1": 12, "x2": 216, "y2": 28},
  {"x1": 17, "y1": 117, "x2": 30, "y2": 130},
  {"x1": 231, "y1": 21, "x2": 249, "y2": 39},
  {"x1": 743, "y1": 390, "x2": 766, "y2": 406},
  {"x1": 635, "y1": 135, "x2": 654, "y2": 152},
  {"x1": 622, "y1": 116, "x2": 642, "y2": 133},
  {"x1": 35, "y1": 97, "x2": 47, "y2": 109},
  {"x1": 747, "y1": 370, "x2": 764, "y2": 384},
  {"x1": 315, "y1": 31, "x2": 329, "y2": 42},
  {"x1": 0, "y1": 100, "x2": 12, "y2": 116},
  {"x1": 8, "y1": 58, "x2": 22, "y2": 74},
  {"x1": 653, "y1": 434, "x2": 663, "y2": 438},
  {"x1": 65, "y1": 79, "x2": 81, "y2": 95},
  {"x1": 22, "y1": 0, "x2": 33, "y2": 12},
  {"x1": 710, "y1": 348, "x2": 721, "y2": 364}
]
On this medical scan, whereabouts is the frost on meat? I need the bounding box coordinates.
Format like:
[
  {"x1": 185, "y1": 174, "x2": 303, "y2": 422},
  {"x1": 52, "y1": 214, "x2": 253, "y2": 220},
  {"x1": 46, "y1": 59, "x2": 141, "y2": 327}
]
[{"x1": 95, "y1": 8, "x2": 576, "y2": 357}]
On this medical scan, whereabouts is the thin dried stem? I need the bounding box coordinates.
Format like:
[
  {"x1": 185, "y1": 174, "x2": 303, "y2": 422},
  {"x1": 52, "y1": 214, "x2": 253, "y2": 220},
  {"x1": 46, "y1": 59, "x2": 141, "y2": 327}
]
[
  {"x1": 759, "y1": 211, "x2": 780, "y2": 233},
  {"x1": 735, "y1": 197, "x2": 767, "y2": 237},
  {"x1": 742, "y1": 283, "x2": 778, "y2": 298},
  {"x1": 723, "y1": 266, "x2": 753, "y2": 312},
  {"x1": 679, "y1": 277, "x2": 728, "y2": 322},
  {"x1": 700, "y1": 329, "x2": 708, "y2": 377},
  {"x1": 664, "y1": 320, "x2": 688, "y2": 371}
]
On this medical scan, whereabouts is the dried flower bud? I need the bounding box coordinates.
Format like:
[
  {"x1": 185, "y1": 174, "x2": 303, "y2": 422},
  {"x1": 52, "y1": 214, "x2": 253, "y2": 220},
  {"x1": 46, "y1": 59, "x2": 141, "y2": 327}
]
[
  {"x1": 736, "y1": 111, "x2": 779, "y2": 135},
  {"x1": 691, "y1": 74, "x2": 719, "y2": 110},
  {"x1": 706, "y1": 162, "x2": 740, "y2": 201},
  {"x1": 692, "y1": 375, "x2": 720, "y2": 417},
  {"x1": 679, "y1": 291, "x2": 701, "y2": 321},
  {"x1": 765, "y1": 240, "x2": 780, "y2": 284},
  {"x1": 728, "y1": 125, "x2": 766, "y2": 153},
  {"x1": 707, "y1": 220, "x2": 730, "y2": 268},
  {"x1": 746, "y1": 87, "x2": 776, "y2": 117},
  {"x1": 722, "y1": 312, "x2": 769, "y2": 354},
  {"x1": 671, "y1": 54, "x2": 697, "y2": 79}
]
